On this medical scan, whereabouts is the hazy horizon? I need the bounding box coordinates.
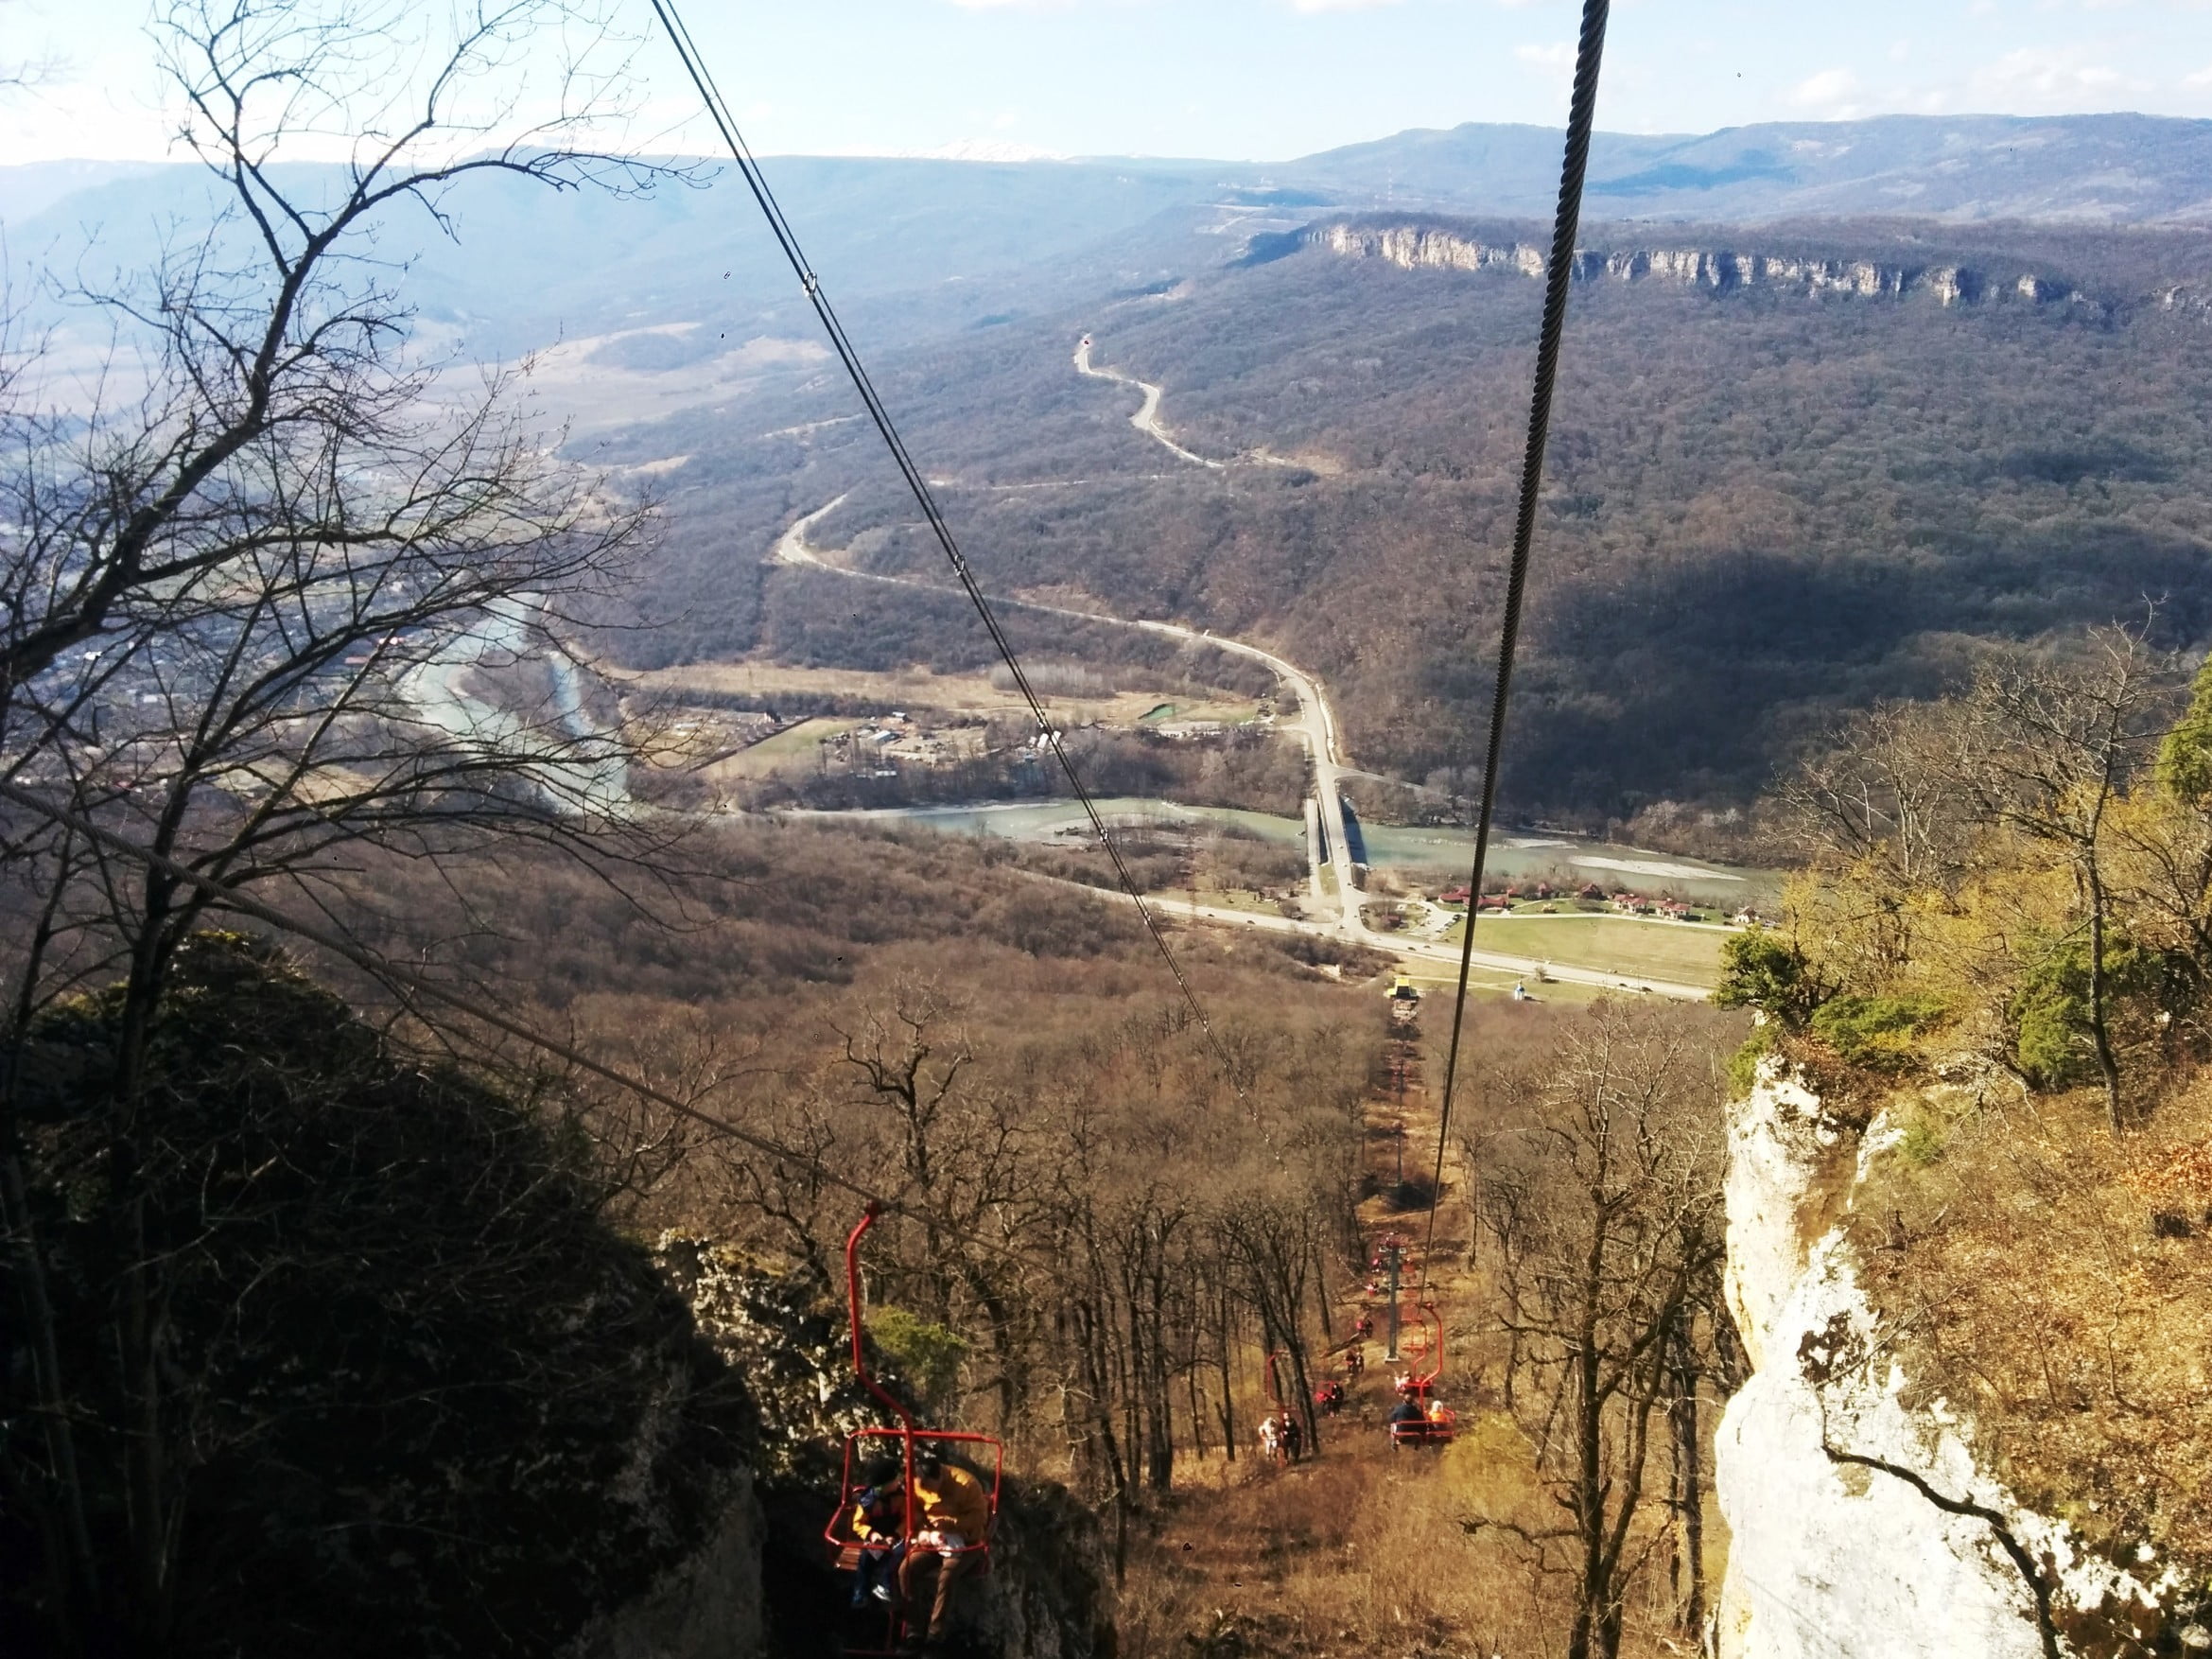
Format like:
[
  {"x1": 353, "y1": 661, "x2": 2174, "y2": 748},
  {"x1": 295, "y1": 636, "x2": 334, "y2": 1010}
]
[
  {"x1": 7, "y1": 0, "x2": 2212, "y2": 169},
  {"x1": 9, "y1": 105, "x2": 2212, "y2": 179}
]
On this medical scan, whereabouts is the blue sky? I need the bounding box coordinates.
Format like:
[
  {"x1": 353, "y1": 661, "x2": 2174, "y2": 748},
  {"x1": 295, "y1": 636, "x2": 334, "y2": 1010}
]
[{"x1": 6, "y1": 0, "x2": 2212, "y2": 165}]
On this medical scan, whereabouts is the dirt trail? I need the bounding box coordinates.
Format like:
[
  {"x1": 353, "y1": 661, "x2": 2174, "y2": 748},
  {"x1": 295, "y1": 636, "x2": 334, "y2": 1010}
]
[{"x1": 1108, "y1": 999, "x2": 1523, "y2": 1659}]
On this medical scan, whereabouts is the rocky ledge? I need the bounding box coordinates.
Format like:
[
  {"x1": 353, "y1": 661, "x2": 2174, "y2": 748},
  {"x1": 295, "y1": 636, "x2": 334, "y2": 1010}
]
[
  {"x1": 1712, "y1": 1064, "x2": 2201, "y2": 1659},
  {"x1": 1292, "y1": 216, "x2": 2116, "y2": 316}
]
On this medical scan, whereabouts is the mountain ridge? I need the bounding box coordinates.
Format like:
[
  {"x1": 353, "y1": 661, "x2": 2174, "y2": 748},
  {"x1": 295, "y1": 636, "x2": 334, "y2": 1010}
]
[
  {"x1": 1285, "y1": 113, "x2": 2212, "y2": 224},
  {"x1": 9, "y1": 112, "x2": 2211, "y2": 370}
]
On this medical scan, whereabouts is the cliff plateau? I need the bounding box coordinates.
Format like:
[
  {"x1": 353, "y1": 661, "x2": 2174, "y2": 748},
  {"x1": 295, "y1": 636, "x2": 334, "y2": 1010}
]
[{"x1": 1296, "y1": 217, "x2": 2119, "y2": 315}]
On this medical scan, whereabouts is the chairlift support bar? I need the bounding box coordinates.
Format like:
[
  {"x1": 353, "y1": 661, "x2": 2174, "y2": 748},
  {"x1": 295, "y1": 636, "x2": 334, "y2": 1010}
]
[
  {"x1": 845, "y1": 1203, "x2": 919, "y2": 1540},
  {"x1": 1411, "y1": 1302, "x2": 1444, "y2": 1391},
  {"x1": 1384, "y1": 1240, "x2": 1402, "y2": 1362}
]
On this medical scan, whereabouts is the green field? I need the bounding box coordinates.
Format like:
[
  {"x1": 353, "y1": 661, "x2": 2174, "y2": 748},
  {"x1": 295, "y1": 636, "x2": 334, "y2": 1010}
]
[
  {"x1": 1440, "y1": 915, "x2": 1728, "y2": 987},
  {"x1": 1396, "y1": 966, "x2": 1620, "y2": 1006},
  {"x1": 716, "y1": 717, "x2": 856, "y2": 777}
]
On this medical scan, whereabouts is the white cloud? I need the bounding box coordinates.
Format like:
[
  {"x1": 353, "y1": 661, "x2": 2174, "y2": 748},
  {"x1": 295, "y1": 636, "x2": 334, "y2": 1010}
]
[
  {"x1": 1971, "y1": 44, "x2": 2137, "y2": 102},
  {"x1": 1514, "y1": 41, "x2": 1576, "y2": 68},
  {"x1": 1789, "y1": 67, "x2": 1862, "y2": 112},
  {"x1": 2186, "y1": 61, "x2": 2212, "y2": 85}
]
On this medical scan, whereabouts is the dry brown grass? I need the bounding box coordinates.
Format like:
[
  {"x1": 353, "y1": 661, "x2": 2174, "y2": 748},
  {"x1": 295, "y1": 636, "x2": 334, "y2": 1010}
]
[
  {"x1": 1851, "y1": 1071, "x2": 2212, "y2": 1576},
  {"x1": 605, "y1": 655, "x2": 1259, "y2": 729},
  {"x1": 1115, "y1": 1423, "x2": 1551, "y2": 1659},
  {"x1": 1115, "y1": 1406, "x2": 1723, "y2": 1659}
]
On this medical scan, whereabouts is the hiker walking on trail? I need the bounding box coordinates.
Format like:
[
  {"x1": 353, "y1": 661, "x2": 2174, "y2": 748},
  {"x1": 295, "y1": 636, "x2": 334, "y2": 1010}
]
[
  {"x1": 895, "y1": 1448, "x2": 988, "y2": 1652},
  {"x1": 1281, "y1": 1412, "x2": 1304, "y2": 1463},
  {"x1": 1258, "y1": 1413, "x2": 1282, "y2": 1462}
]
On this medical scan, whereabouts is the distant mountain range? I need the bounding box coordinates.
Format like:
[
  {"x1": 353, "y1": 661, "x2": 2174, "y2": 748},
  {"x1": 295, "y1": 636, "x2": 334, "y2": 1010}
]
[
  {"x1": 1284, "y1": 113, "x2": 2212, "y2": 224},
  {"x1": 8, "y1": 113, "x2": 2210, "y2": 369}
]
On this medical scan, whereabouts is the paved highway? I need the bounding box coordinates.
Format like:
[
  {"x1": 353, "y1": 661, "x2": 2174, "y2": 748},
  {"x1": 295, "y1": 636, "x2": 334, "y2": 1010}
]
[{"x1": 773, "y1": 498, "x2": 1710, "y2": 1002}]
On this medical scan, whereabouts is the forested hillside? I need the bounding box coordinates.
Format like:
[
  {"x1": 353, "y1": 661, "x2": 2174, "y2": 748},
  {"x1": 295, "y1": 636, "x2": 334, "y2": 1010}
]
[
  {"x1": 598, "y1": 213, "x2": 2212, "y2": 830},
  {"x1": 12, "y1": 3, "x2": 2212, "y2": 1651}
]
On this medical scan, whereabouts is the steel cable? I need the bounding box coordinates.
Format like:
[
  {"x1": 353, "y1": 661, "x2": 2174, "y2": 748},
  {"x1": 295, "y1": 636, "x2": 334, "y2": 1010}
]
[
  {"x1": 1417, "y1": 0, "x2": 1612, "y2": 1302},
  {"x1": 643, "y1": 0, "x2": 1238, "y2": 1080}
]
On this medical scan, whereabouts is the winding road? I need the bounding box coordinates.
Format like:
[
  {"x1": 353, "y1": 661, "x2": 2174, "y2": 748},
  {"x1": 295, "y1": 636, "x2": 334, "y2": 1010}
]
[
  {"x1": 773, "y1": 499, "x2": 1710, "y2": 1003},
  {"x1": 1072, "y1": 337, "x2": 1225, "y2": 471}
]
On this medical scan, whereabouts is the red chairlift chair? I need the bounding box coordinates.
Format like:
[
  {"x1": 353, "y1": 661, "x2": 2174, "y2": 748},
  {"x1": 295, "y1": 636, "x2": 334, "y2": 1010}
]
[
  {"x1": 823, "y1": 1204, "x2": 1003, "y2": 1657},
  {"x1": 1387, "y1": 1302, "x2": 1456, "y2": 1451}
]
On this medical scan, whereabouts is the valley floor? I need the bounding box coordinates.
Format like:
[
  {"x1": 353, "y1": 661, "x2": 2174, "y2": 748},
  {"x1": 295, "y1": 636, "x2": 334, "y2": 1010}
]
[{"x1": 619, "y1": 492, "x2": 1749, "y2": 999}]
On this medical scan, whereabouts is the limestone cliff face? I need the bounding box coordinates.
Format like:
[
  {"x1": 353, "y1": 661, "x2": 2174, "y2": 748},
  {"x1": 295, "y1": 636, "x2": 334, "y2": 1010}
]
[
  {"x1": 1302, "y1": 217, "x2": 2111, "y2": 314},
  {"x1": 1712, "y1": 1068, "x2": 2171, "y2": 1659}
]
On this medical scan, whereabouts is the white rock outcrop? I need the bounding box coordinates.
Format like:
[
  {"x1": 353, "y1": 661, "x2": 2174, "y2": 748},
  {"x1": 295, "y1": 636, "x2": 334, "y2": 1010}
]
[
  {"x1": 1712, "y1": 1067, "x2": 2159, "y2": 1659},
  {"x1": 1301, "y1": 218, "x2": 2107, "y2": 315}
]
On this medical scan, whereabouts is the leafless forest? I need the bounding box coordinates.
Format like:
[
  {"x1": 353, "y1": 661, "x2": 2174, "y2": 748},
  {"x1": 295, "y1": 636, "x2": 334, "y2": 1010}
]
[{"x1": 5, "y1": 3, "x2": 2208, "y2": 1658}]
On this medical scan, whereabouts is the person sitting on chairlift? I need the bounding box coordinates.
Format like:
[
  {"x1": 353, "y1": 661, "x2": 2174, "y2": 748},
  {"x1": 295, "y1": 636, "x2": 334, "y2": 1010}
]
[
  {"x1": 895, "y1": 1447, "x2": 990, "y2": 1653},
  {"x1": 845, "y1": 1457, "x2": 906, "y2": 1610},
  {"x1": 1387, "y1": 1396, "x2": 1426, "y2": 1443}
]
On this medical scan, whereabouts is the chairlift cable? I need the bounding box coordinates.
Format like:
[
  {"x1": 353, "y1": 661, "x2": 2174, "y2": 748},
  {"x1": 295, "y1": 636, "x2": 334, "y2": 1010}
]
[
  {"x1": 642, "y1": 0, "x2": 1239, "y2": 1084},
  {"x1": 1416, "y1": 0, "x2": 1612, "y2": 1304}
]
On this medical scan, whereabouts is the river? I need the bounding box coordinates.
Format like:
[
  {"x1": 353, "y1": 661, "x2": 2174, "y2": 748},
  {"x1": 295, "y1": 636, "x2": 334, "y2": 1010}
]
[
  {"x1": 403, "y1": 597, "x2": 630, "y2": 815},
  {"x1": 792, "y1": 797, "x2": 1776, "y2": 905}
]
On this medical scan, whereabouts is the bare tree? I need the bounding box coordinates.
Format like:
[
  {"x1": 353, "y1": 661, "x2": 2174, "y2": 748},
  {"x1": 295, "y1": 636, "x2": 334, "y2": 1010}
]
[
  {"x1": 1472, "y1": 1003, "x2": 1729, "y2": 1659},
  {"x1": 0, "y1": 0, "x2": 61, "y2": 94},
  {"x1": 1950, "y1": 629, "x2": 2176, "y2": 1130},
  {"x1": 1777, "y1": 699, "x2": 1978, "y2": 983},
  {"x1": 0, "y1": 4, "x2": 682, "y2": 1649}
]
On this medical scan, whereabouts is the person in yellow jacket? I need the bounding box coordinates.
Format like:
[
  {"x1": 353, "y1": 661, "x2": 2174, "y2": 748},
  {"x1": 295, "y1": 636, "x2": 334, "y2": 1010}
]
[
  {"x1": 844, "y1": 1457, "x2": 905, "y2": 1610},
  {"x1": 895, "y1": 1446, "x2": 991, "y2": 1650}
]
